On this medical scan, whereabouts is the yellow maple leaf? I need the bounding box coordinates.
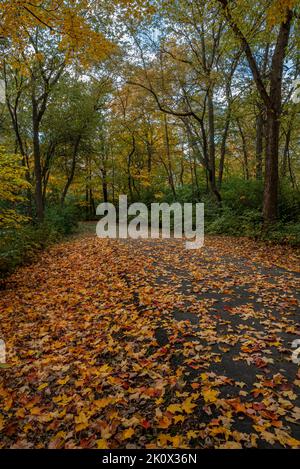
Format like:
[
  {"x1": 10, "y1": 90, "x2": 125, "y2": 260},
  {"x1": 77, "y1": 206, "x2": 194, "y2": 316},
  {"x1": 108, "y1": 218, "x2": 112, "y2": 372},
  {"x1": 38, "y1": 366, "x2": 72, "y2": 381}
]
[
  {"x1": 261, "y1": 431, "x2": 276, "y2": 445},
  {"x1": 37, "y1": 383, "x2": 48, "y2": 391},
  {"x1": 275, "y1": 429, "x2": 300, "y2": 448},
  {"x1": 97, "y1": 364, "x2": 113, "y2": 375},
  {"x1": 75, "y1": 379, "x2": 84, "y2": 388},
  {"x1": 182, "y1": 397, "x2": 197, "y2": 414},
  {"x1": 166, "y1": 403, "x2": 182, "y2": 414},
  {"x1": 57, "y1": 376, "x2": 70, "y2": 385},
  {"x1": 100, "y1": 425, "x2": 112, "y2": 440},
  {"x1": 157, "y1": 433, "x2": 172, "y2": 446},
  {"x1": 75, "y1": 411, "x2": 89, "y2": 432},
  {"x1": 218, "y1": 441, "x2": 243, "y2": 449},
  {"x1": 169, "y1": 435, "x2": 182, "y2": 448},
  {"x1": 15, "y1": 408, "x2": 25, "y2": 418},
  {"x1": 97, "y1": 439, "x2": 109, "y2": 449},
  {"x1": 157, "y1": 415, "x2": 172, "y2": 429},
  {"x1": 122, "y1": 428, "x2": 135, "y2": 440},
  {"x1": 202, "y1": 388, "x2": 219, "y2": 404},
  {"x1": 94, "y1": 397, "x2": 113, "y2": 409},
  {"x1": 4, "y1": 397, "x2": 13, "y2": 411},
  {"x1": 30, "y1": 407, "x2": 42, "y2": 416},
  {"x1": 174, "y1": 415, "x2": 185, "y2": 424},
  {"x1": 187, "y1": 430, "x2": 198, "y2": 439}
]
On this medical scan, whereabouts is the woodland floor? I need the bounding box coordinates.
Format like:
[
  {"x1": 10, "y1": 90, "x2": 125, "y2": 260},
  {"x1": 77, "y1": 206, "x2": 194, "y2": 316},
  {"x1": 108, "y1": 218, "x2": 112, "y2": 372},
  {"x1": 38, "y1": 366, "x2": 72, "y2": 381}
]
[{"x1": 0, "y1": 223, "x2": 300, "y2": 449}]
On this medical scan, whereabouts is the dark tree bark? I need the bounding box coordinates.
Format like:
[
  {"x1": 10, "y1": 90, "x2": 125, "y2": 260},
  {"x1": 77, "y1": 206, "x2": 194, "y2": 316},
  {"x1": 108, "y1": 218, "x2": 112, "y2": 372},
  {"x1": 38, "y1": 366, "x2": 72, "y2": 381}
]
[
  {"x1": 255, "y1": 110, "x2": 264, "y2": 180},
  {"x1": 218, "y1": 110, "x2": 230, "y2": 187},
  {"x1": 163, "y1": 114, "x2": 177, "y2": 198},
  {"x1": 28, "y1": 48, "x2": 65, "y2": 221},
  {"x1": 179, "y1": 146, "x2": 184, "y2": 187},
  {"x1": 207, "y1": 89, "x2": 217, "y2": 188},
  {"x1": 146, "y1": 138, "x2": 153, "y2": 174},
  {"x1": 281, "y1": 127, "x2": 293, "y2": 184},
  {"x1": 255, "y1": 44, "x2": 269, "y2": 180},
  {"x1": 127, "y1": 136, "x2": 135, "y2": 202},
  {"x1": 61, "y1": 136, "x2": 81, "y2": 206},
  {"x1": 100, "y1": 166, "x2": 108, "y2": 203},
  {"x1": 42, "y1": 141, "x2": 56, "y2": 204},
  {"x1": 32, "y1": 93, "x2": 44, "y2": 221},
  {"x1": 263, "y1": 13, "x2": 293, "y2": 222},
  {"x1": 206, "y1": 95, "x2": 222, "y2": 204},
  {"x1": 237, "y1": 119, "x2": 249, "y2": 180}
]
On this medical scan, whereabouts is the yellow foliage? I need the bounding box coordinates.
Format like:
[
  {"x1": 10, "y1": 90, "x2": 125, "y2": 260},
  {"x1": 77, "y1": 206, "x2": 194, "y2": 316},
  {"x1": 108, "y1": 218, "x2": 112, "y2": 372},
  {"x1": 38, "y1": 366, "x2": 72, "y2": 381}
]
[
  {"x1": 0, "y1": 0, "x2": 115, "y2": 69},
  {"x1": 267, "y1": 0, "x2": 296, "y2": 25},
  {"x1": 0, "y1": 147, "x2": 31, "y2": 229}
]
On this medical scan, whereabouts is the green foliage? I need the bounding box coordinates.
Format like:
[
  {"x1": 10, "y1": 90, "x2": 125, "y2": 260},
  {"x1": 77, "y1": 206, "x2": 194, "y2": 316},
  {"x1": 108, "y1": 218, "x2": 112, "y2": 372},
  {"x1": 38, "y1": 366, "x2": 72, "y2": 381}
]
[
  {"x1": 261, "y1": 221, "x2": 300, "y2": 246},
  {"x1": 278, "y1": 183, "x2": 300, "y2": 222},
  {"x1": 206, "y1": 207, "x2": 263, "y2": 237},
  {"x1": 44, "y1": 205, "x2": 79, "y2": 236},
  {"x1": 220, "y1": 179, "x2": 264, "y2": 214},
  {"x1": 163, "y1": 184, "x2": 203, "y2": 204},
  {"x1": 0, "y1": 205, "x2": 78, "y2": 278},
  {"x1": 203, "y1": 179, "x2": 300, "y2": 245}
]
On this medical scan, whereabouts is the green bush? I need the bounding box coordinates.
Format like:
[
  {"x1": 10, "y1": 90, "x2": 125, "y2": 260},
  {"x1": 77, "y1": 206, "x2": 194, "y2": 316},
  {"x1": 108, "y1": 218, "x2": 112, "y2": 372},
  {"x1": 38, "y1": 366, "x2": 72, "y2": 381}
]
[
  {"x1": 278, "y1": 183, "x2": 300, "y2": 222},
  {"x1": 261, "y1": 221, "x2": 300, "y2": 246},
  {"x1": 220, "y1": 178, "x2": 264, "y2": 214},
  {"x1": 45, "y1": 205, "x2": 79, "y2": 236},
  {"x1": 162, "y1": 184, "x2": 202, "y2": 204},
  {"x1": 201, "y1": 179, "x2": 299, "y2": 244},
  {"x1": 0, "y1": 204, "x2": 78, "y2": 278}
]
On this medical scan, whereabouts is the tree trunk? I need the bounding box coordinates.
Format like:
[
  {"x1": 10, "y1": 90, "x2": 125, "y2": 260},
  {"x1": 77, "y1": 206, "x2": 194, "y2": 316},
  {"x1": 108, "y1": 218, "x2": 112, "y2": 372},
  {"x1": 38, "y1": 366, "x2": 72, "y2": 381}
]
[
  {"x1": 217, "y1": 0, "x2": 293, "y2": 225},
  {"x1": 255, "y1": 111, "x2": 264, "y2": 180},
  {"x1": 237, "y1": 120, "x2": 249, "y2": 180},
  {"x1": 32, "y1": 100, "x2": 44, "y2": 221},
  {"x1": 256, "y1": 44, "x2": 269, "y2": 180},
  {"x1": 127, "y1": 136, "x2": 135, "y2": 202},
  {"x1": 281, "y1": 128, "x2": 291, "y2": 178},
  {"x1": 163, "y1": 114, "x2": 176, "y2": 198},
  {"x1": 89, "y1": 188, "x2": 96, "y2": 217},
  {"x1": 263, "y1": 12, "x2": 292, "y2": 224},
  {"x1": 61, "y1": 136, "x2": 81, "y2": 206},
  {"x1": 218, "y1": 111, "x2": 230, "y2": 188},
  {"x1": 101, "y1": 167, "x2": 108, "y2": 203},
  {"x1": 146, "y1": 140, "x2": 152, "y2": 174},
  {"x1": 263, "y1": 110, "x2": 280, "y2": 222},
  {"x1": 207, "y1": 88, "x2": 222, "y2": 203}
]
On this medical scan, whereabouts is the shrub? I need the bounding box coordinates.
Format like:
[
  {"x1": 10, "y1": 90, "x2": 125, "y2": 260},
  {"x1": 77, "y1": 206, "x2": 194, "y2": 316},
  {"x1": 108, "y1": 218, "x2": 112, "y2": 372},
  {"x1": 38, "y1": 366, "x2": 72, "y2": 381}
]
[
  {"x1": 278, "y1": 183, "x2": 300, "y2": 223},
  {"x1": 220, "y1": 178, "x2": 264, "y2": 214},
  {"x1": 204, "y1": 179, "x2": 299, "y2": 245},
  {"x1": 45, "y1": 205, "x2": 79, "y2": 236},
  {"x1": 261, "y1": 221, "x2": 300, "y2": 246},
  {"x1": 0, "y1": 204, "x2": 78, "y2": 279}
]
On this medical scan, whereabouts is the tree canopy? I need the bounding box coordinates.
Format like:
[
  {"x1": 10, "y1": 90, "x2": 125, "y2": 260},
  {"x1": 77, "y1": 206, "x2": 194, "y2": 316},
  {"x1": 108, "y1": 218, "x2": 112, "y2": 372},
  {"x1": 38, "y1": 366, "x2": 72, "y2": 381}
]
[{"x1": 0, "y1": 0, "x2": 299, "y2": 234}]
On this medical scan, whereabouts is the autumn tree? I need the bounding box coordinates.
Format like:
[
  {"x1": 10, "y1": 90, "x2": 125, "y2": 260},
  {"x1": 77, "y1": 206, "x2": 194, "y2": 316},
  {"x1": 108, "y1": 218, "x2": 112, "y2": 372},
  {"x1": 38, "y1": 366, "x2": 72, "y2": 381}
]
[
  {"x1": 216, "y1": 0, "x2": 298, "y2": 224},
  {"x1": 0, "y1": 0, "x2": 113, "y2": 221}
]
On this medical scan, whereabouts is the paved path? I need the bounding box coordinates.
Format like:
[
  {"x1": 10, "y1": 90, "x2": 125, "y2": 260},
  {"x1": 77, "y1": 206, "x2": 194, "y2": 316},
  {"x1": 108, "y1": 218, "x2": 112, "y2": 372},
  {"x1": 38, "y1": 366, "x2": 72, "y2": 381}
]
[{"x1": 0, "y1": 232, "x2": 299, "y2": 448}]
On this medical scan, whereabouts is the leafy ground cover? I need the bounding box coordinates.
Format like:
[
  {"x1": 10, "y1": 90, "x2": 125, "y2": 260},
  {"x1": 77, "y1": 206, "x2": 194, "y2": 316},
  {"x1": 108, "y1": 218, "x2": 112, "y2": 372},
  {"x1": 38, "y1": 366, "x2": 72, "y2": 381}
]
[{"x1": 0, "y1": 229, "x2": 299, "y2": 449}]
